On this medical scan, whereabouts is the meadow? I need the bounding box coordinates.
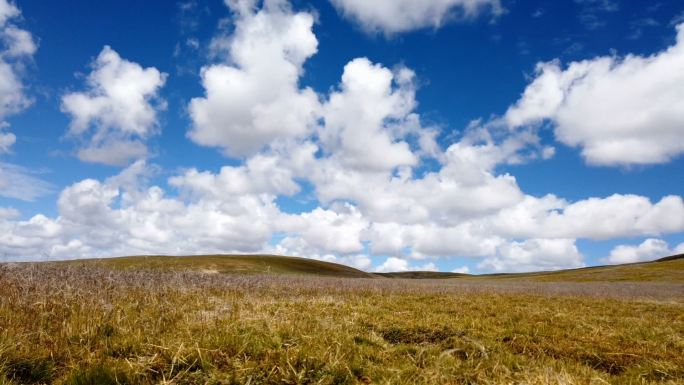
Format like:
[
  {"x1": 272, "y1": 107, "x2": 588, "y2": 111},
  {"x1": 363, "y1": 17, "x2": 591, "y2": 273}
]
[{"x1": 0, "y1": 256, "x2": 683, "y2": 384}]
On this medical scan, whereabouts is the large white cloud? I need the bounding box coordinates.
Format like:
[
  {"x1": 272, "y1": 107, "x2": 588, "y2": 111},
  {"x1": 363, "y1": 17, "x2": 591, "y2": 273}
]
[
  {"x1": 492, "y1": 194, "x2": 684, "y2": 240},
  {"x1": 478, "y1": 239, "x2": 585, "y2": 273},
  {"x1": 169, "y1": 153, "x2": 300, "y2": 198},
  {"x1": 61, "y1": 46, "x2": 167, "y2": 166},
  {"x1": 320, "y1": 58, "x2": 418, "y2": 172},
  {"x1": 187, "y1": 0, "x2": 319, "y2": 157},
  {"x1": 329, "y1": 0, "x2": 502, "y2": 34},
  {"x1": 604, "y1": 238, "x2": 684, "y2": 265},
  {"x1": 0, "y1": 160, "x2": 301, "y2": 260},
  {"x1": 506, "y1": 23, "x2": 684, "y2": 166}
]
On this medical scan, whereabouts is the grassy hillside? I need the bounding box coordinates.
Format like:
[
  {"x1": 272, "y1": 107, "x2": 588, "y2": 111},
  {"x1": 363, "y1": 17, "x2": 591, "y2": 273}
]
[
  {"x1": 47, "y1": 253, "x2": 684, "y2": 283},
  {"x1": 56, "y1": 254, "x2": 376, "y2": 278},
  {"x1": 473, "y1": 256, "x2": 684, "y2": 283}
]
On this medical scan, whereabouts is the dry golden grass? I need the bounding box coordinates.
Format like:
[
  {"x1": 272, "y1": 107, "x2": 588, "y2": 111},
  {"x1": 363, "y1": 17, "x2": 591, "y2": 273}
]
[{"x1": 1, "y1": 262, "x2": 683, "y2": 384}]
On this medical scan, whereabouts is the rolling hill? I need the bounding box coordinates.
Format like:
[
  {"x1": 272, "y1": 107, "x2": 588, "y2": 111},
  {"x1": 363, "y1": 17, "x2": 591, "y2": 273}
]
[
  {"x1": 54, "y1": 254, "x2": 376, "y2": 278},
  {"x1": 472, "y1": 254, "x2": 684, "y2": 282},
  {"x1": 28, "y1": 252, "x2": 684, "y2": 282}
]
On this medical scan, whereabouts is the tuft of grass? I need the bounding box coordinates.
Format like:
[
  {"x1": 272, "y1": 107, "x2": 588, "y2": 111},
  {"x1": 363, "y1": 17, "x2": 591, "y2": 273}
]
[
  {"x1": 64, "y1": 363, "x2": 133, "y2": 385},
  {"x1": 0, "y1": 263, "x2": 683, "y2": 384}
]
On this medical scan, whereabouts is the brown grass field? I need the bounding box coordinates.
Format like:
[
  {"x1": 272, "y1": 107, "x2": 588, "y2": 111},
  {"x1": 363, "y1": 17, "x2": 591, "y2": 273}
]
[{"x1": 1, "y1": 255, "x2": 683, "y2": 384}]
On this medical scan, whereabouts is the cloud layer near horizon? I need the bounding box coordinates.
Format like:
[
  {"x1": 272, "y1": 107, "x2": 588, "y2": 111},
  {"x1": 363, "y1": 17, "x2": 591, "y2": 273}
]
[{"x1": 1, "y1": 0, "x2": 684, "y2": 273}]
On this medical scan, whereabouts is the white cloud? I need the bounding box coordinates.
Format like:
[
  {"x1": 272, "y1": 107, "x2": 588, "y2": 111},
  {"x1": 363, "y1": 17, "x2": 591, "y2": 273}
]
[
  {"x1": 188, "y1": 0, "x2": 319, "y2": 157},
  {"x1": 0, "y1": 160, "x2": 299, "y2": 259},
  {"x1": 0, "y1": 129, "x2": 14, "y2": 152},
  {"x1": 0, "y1": 2, "x2": 50, "y2": 203},
  {"x1": 76, "y1": 139, "x2": 149, "y2": 167},
  {"x1": 493, "y1": 194, "x2": 684, "y2": 240},
  {"x1": 169, "y1": 153, "x2": 300, "y2": 199},
  {"x1": 290, "y1": 204, "x2": 368, "y2": 255},
  {"x1": 479, "y1": 238, "x2": 585, "y2": 273},
  {"x1": 676, "y1": 243, "x2": 684, "y2": 255},
  {"x1": 506, "y1": 23, "x2": 684, "y2": 166},
  {"x1": 1, "y1": 154, "x2": 683, "y2": 271},
  {"x1": 0, "y1": 0, "x2": 36, "y2": 153},
  {"x1": 342, "y1": 254, "x2": 372, "y2": 271},
  {"x1": 452, "y1": 266, "x2": 470, "y2": 274},
  {"x1": 605, "y1": 238, "x2": 683, "y2": 265},
  {"x1": 375, "y1": 257, "x2": 409, "y2": 272},
  {"x1": 329, "y1": 0, "x2": 502, "y2": 34},
  {"x1": 0, "y1": 162, "x2": 52, "y2": 201},
  {"x1": 374, "y1": 256, "x2": 438, "y2": 272},
  {"x1": 320, "y1": 58, "x2": 418, "y2": 172},
  {"x1": 0, "y1": 206, "x2": 18, "y2": 219},
  {"x1": 2, "y1": 25, "x2": 36, "y2": 57},
  {"x1": 0, "y1": 0, "x2": 19, "y2": 26},
  {"x1": 61, "y1": 46, "x2": 167, "y2": 166}
]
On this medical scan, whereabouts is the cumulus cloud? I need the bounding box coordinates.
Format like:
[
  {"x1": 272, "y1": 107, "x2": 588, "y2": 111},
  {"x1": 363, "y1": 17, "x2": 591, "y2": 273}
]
[
  {"x1": 329, "y1": 0, "x2": 502, "y2": 34},
  {"x1": 320, "y1": 58, "x2": 418, "y2": 172},
  {"x1": 0, "y1": 130, "x2": 14, "y2": 153},
  {"x1": 374, "y1": 256, "x2": 438, "y2": 273},
  {"x1": 452, "y1": 266, "x2": 470, "y2": 274},
  {"x1": 478, "y1": 238, "x2": 584, "y2": 273},
  {"x1": 492, "y1": 194, "x2": 684, "y2": 240},
  {"x1": 61, "y1": 46, "x2": 167, "y2": 166},
  {"x1": 274, "y1": 204, "x2": 368, "y2": 256},
  {"x1": 0, "y1": 0, "x2": 37, "y2": 153},
  {"x1": 0, "y1": 160, "x2": 300, "y2": 260},
  {"x1": 169, "y1": 153, "x2": 300, "y2": 198},
  {"x1": 605, "y1": 238, "x2": 684, "y2": 265},
  {"x1": 506, "y1": 23, "x2": 684, "y2": 166},
  {"x1": 187, "y1": 0, "x2": 319, "y2": 157}
]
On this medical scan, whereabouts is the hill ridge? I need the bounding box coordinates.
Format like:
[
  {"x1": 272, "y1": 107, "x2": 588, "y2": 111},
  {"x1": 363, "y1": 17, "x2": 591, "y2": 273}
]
[{"x1": 11, "y1": 252, "x2": 684, "y2": 282}]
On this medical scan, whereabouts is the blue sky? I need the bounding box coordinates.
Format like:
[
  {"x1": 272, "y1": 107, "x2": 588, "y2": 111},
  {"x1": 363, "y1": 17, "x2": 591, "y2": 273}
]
[{"x1": 1, "y1": 0, "x2": 683, "y2": 273}]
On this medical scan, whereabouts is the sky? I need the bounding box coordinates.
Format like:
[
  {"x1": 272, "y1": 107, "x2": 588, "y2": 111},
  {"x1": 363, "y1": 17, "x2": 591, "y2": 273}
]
[{"x1": 1, "y1": 0, "x2": 684, "y2": 273}]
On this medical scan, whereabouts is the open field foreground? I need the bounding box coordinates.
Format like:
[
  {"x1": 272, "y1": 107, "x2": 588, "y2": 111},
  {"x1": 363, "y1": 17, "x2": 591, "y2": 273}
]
[{"x1": 1, "y1": 259, "x2": 684, "y2": 385}]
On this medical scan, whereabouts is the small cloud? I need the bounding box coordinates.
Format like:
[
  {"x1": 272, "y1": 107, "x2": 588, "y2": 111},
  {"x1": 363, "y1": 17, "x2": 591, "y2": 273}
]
[
  {"x1": 0, "y1": 206, "x2": 20, "y2": 219},
  {"x1": 574, "y1": 0, "x2": 619, "y2": 30},
  {"x1": 628, "y1": 17, "x2": 660, "y2": 40},
  {"x1": 671, "y1": 11, "x2": 684, "y2": 27},
  {"x1": 563, "y1": 42, "x2": 584, "y2": 56},
  {"x1": 517, "y1": 40, "x2": 531, "y2": 55},
  {"x1": 374, "y1": 257, "x2": 439, "y2": 272},
  {"x1": 61, "y1": 46, "x2": 167, "y2": 166},
  {"x1": 531, "y1": 9, "x2": 544, "y2": 18},
  {"x1": 0, "y1": 162, "x2": 53, "y2": 201},
  {"x1": 603, "y1": 239, "x2": 673, "y2": 265}
]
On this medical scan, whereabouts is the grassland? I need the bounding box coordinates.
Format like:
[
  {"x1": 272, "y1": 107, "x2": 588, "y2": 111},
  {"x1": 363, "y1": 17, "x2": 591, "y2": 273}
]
[{"x1": 0, "y1": 256, "x2": 683, "y2": 384}]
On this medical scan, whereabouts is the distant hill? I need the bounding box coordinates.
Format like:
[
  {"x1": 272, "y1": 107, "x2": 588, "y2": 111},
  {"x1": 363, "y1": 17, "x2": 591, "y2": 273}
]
[
  {"x1": 54, "y1": 254, "x2": 376, "y2": 278},
  {"x1": 656, "y1": 253, "x2": 684, "y2": 262},
  {"x1": 376, "y1": 271, "x2": 469, "y2": 279},
  {"x1": 21, "y1": 252, "x2": 684, "y2": 282},
  {"x1": 470, "y1": 255, "x2": 684, "y2": 283}
]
